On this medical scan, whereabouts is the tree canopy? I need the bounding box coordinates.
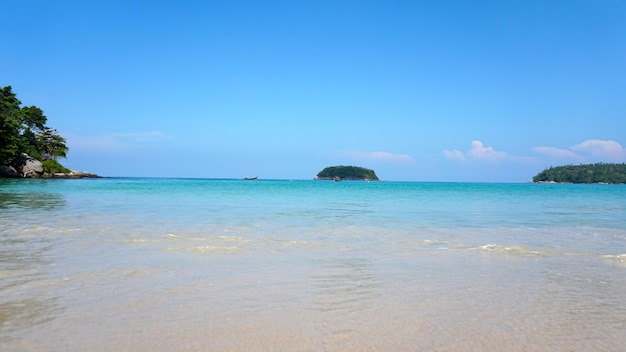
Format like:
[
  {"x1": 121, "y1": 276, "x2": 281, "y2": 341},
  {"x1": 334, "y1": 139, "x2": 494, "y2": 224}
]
[
  {"x1": 532, "y1": 163, "x2": 626, "y2": 184},
  {"x1": 316, "y1": 165, "x2": 379, "y2": 180},
  {"x1": 0, "y1": 86, "x2": 69, "y2": 172}
]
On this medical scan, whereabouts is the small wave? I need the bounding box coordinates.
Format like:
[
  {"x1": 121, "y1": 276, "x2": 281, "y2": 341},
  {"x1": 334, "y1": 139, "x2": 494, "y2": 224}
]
[
  {"x1": 472, "y1": 243, "x2": 541, "y2": 256},
  {"x1": 21, "y1": 226, "x2": 51, "y2": 233},
  {"x1": 165, "y1": 234, "x2": 208, "y2": 241},
  {"x1": 117, "y1": 233, "x2": 149, "y2": 243},
  {"x1": 217, "y1": 235, "x2": 250, "y2": 243},
  {"x1": 166, "y1": 246, "x2": 242, "y2": 254},
  {"x1": 600, "y1": 253, "x2": 626, "y2": 265}
]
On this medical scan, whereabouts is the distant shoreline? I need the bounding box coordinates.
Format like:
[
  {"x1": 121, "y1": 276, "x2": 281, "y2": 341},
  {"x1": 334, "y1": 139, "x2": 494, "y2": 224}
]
[{"x1": 534, "y1": 180, "x2": 618, "y2": 185}]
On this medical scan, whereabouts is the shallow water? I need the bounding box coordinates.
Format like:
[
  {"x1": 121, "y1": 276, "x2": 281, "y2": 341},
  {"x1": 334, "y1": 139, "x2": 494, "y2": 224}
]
[{"x1": 1, "y1": 178, "x2": 625, "y2": 351}]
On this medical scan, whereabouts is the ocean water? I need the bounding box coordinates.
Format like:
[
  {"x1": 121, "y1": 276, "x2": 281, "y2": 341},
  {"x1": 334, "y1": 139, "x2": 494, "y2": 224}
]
[{"x1": 1, "y1": 178, "x2": 625, "y2": 351}]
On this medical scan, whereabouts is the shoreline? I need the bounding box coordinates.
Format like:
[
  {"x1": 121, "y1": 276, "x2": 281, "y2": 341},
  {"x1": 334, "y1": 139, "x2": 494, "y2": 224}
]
[
  {"x1": 0, "y1": 170, "x2": 101, "y2": 179},
  {"x1": 41, "y1": 171, "x2": 102, "y2": 179}
]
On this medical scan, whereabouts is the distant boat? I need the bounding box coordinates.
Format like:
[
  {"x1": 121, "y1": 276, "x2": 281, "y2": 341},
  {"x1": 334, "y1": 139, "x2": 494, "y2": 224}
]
[
  {"x1": 334, "y1": 176, "x2": 341, "y2": 182},
  {"x1": 244, "y1": 176, "x2": 258, "y2": 180}
]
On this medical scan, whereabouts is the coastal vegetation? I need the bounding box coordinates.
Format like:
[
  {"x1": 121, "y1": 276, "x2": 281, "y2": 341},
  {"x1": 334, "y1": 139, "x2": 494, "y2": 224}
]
[
  {"x1": 1, "y1": 86, "x2": 70, "y2": 175},
  {"x1": 532, "y1": 163, "x2": 626, "y2": 184},
  {"x1": 316, "y1": 165, "x2": 379, "y2": 181}
]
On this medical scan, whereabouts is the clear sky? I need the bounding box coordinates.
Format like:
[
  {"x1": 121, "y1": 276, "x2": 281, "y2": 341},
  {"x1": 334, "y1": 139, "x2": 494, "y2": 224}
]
[{"x1": 2, "y1": 0, "x2": 625, "y2": 181}]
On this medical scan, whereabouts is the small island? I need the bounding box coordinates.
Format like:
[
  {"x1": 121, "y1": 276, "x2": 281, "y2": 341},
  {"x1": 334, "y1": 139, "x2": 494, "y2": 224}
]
[
  {"x1": 315, "y1": 165, "x2": 379, "y2": 181},
  {"x1": 532, "y1": 163, "x2": 626, "y2": 184}
]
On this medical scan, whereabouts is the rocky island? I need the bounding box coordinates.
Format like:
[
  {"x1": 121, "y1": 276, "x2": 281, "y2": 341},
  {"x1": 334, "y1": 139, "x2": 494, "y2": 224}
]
[
  {"x1": 532, "y1": 163, "x2": 626, "y2": 184},
  {"x1": 315, "y1": 165, "x2": 379, "y2": 181}
]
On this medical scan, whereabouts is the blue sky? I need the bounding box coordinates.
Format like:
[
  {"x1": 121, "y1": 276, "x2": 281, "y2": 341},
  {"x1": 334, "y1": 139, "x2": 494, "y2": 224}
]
[{"x1": 2, "y1": 0, "x2": 625, "y2": 181}]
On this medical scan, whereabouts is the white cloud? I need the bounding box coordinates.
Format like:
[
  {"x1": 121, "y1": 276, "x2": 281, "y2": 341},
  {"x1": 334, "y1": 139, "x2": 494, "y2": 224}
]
[
  {"x1": 467, "y1": 140, "x2": 506, "y2": 160},
  {"x1": 571, "y1": 139, "x2": 626, "y2": 160},
  {"x1": 343, "y1": 150, "x2": 415, "y2": 164},
  {"x1": 444, "y1": 139, "x2": 626, "y2": 168},
  {"x1": 443, "y1": 140, "x2": 506, "y2": 162},
  {"x1": 533, "y1": 139, "x2": 626, "y2": 162},
  {"x1": 532, "y1": 146, "x2": 581, "y2": 159},
  {"x1": 442, "y1": 149, "x2": 465, "y2": 160}
]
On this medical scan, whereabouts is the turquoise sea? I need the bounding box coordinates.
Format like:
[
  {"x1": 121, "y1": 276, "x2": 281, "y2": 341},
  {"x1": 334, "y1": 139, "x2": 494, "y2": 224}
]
[{"x1": 1, "y1": 178, "x2": 625, "y2": 351}]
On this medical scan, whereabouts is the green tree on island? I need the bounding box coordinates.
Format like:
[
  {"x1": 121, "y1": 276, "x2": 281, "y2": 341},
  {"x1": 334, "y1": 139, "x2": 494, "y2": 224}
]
[
  {"x1": 0, "y1": 86, "x2": 69, "y2": 173},
  {"x1": 316, "y1": 165, "x2": 379, "y2": 180},
  {"x1": 533, "y1": 163, "x2": 626, "y2": 184}
]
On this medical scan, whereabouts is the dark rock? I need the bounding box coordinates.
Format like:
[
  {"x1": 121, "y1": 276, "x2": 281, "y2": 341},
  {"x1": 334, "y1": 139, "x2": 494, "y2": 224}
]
[{"x1": 0, "y1": 165, "x2": 20, "y2": 178}]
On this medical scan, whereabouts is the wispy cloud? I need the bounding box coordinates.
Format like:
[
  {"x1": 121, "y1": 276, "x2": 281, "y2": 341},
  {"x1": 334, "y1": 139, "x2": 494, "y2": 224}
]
[
  {"x1": 445, "y1": 139, "x2": 626, "y2": 165},
  {"x1": 443, "y1": 140, "x2": 507, "y2": 162},
  {"x1": 534, "y1": 139, "x2": 626, "y2": 162},
  {"x1": 571, "y1": 140, "x2": 626, "y2": 160},
  {"x1": 532, "y1": 146, "x2": 581, "y2": 160},
  {"x1": 343, "y1": 150, "x2": 415, "y2": 164},
  {"x1": 115, "y1": 131, "x2": 168, "y2": 142},
  {"x1": 442, "y1": 149, "x2": 465, "y2": 161},
  {"x1": 67, "y1": 130, "x2": 170, "y2": 152}
]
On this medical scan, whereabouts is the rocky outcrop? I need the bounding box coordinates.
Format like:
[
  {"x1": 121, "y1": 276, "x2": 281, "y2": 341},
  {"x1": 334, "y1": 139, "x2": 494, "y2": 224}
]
[
  {"x1": 0, "y1": 154, "x2": 100, "y2": 178},
  {"x1": 20, "y1": 154, "x2": 44, "y2": 177}
]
